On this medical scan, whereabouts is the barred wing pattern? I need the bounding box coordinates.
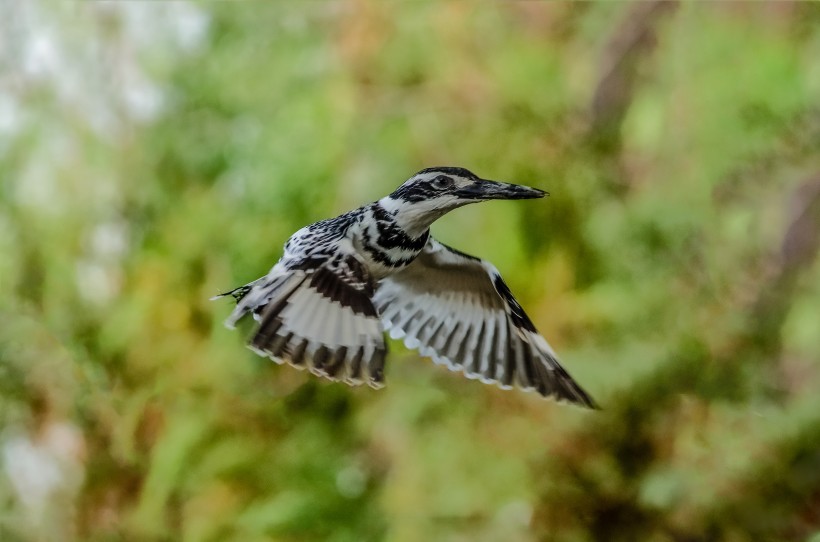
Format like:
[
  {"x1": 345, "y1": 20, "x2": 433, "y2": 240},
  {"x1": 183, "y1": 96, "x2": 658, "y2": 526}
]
[
  {"x1": 372, "y1": 238, "x2": 596, "y2": 408},
  {"x1": 225, "y1": 254, "x2": 387, "y2": 388}
]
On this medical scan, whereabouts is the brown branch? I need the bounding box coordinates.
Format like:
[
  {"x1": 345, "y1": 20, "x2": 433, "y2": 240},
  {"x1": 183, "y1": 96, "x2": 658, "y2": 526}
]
[
  {"x1": 746, "y1": 173, "x2": 820, "y2": 359},
  {"x1": 588, "y1": 1, "x2": 678, "y2": 157}
]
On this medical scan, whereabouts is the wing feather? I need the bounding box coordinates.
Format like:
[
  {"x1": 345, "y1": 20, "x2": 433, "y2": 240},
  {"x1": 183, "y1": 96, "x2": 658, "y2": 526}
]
[
  {"x1": 228, "y1": 252, "x2": 387, "y2": 389},
  {"x1": 373, "y1": 238, "x2": 596, "y2": 408},
  {"x1": 480, "y1": 315, "x2": 496, "y2": 384}
]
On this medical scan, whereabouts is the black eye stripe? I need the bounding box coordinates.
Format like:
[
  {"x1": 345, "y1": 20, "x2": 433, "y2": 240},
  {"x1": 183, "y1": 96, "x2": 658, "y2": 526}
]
[
  {"x1": 431, "y1": 175, "x2": 454, "y2": 188},
  {"x1": 390, "y1": 170, "x2": 465, "y2": 201}
]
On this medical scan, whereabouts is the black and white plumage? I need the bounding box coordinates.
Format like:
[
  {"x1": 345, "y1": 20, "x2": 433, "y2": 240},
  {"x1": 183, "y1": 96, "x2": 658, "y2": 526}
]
[{"x1": 215, "y1": 167, "x2": 597, "y2": 408}]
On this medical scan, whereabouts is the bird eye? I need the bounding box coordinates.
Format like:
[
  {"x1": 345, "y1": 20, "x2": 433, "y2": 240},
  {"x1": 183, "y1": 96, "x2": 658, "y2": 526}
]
[{"x1": 431, "y1": 175, "x2": 454, "y2": 189}]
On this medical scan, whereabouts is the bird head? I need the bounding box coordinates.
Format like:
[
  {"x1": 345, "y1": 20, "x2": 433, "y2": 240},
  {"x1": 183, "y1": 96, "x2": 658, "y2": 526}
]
[{"x1": 378, "y1": 167, "x2": 546, "y2": 237}]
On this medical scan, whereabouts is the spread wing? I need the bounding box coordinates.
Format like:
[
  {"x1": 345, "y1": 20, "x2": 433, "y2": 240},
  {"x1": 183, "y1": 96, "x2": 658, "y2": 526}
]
[
  {"x1": 223, "y1": 252, "x2": 387, "y2": 388},
  {"x1": 372, "y1": 238, "x2": 596, "y2": 408}
]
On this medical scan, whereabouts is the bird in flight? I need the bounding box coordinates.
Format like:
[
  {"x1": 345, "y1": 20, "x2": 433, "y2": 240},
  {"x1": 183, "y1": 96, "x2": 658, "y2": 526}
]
[{"x1": 214, "y1": 167, "x2": 596, "y2": 408}]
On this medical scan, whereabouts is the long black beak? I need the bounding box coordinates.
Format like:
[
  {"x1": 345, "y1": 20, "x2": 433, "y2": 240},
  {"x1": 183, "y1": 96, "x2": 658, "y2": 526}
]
[{"x1": 456, "y1": 179, "x2": 547, "y2": 201}]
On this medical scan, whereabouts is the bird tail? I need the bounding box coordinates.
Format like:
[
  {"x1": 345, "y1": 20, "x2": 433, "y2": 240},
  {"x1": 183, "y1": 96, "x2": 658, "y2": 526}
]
[
  {"x1": 211, "y1": 274, "x2": 293, "y2": 329},
  {"x1": 210, "y1": 284, "x2": 254, "y2": 303}
]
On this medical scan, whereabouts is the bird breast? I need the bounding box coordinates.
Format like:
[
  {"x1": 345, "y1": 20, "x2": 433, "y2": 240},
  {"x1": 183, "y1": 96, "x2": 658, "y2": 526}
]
[{"x1": 351, "y1": 218, "x2": 427, "y2": 280}]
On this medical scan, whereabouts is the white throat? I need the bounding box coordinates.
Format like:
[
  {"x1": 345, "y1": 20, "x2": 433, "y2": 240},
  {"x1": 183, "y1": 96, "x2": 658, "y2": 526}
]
[{"x1": 377, "y1": 196, "x2": 451, "y2": 238}]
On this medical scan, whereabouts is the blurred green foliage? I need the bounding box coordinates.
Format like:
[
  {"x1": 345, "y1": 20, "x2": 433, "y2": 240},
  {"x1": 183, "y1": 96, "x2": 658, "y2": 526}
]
[{"x1": 2, "y1": 2, "x2": 820, "y2": 541}]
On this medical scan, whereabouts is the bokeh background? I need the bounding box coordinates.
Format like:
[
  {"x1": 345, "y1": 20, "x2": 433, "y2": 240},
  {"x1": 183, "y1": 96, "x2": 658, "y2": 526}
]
[{"x1": 2, "y1": 2, "x2": 820, "y2": 541}]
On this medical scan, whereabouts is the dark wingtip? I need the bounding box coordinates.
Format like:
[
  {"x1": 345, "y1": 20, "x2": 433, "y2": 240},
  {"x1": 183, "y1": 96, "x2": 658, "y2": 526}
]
[
  {"x1": 580, "y1": 394, "x2": 601, "y2": 410},
  {"x1": 570, "y1": 387, "x2": 600, "y2": 410},
  {"x1": 549, "y1": 391, "x2": 599, "y2": 410},
  {"x1": 562, "y1": 376, "x2": 599, "y2": 409}
]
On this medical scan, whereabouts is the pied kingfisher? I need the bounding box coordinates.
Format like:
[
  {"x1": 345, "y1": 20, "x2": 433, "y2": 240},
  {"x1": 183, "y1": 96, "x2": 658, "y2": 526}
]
[{"x1": 214, "y1": 167, "x2": 596, "y2": 408}]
